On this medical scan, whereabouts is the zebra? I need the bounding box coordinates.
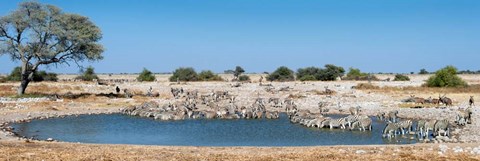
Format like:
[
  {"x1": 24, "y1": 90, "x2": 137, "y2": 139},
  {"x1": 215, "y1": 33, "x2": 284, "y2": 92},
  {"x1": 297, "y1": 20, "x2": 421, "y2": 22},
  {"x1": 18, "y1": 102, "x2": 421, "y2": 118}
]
[
  {"x1": 268, "y1": 97, "x2": 283, "y2": 108},
  {"x1": 456, "y1": 113, "x2": 467, "y2": 126},
  {"x1": 349, "y1": 106, "x2": 361, "y2": 115},
  {"x1": 386, "y1": 110, "x2": 399, "y2": 123},
  {"x1": 433, "y1": 119, "x2": 449, "y2": 137},
  {"x1": 318, "y1": 101, "x2": 329, "y2": 115},
  {"x1": 170, "y1": 88, "x2": 183, "y2": 99},
  {"x1": 470, "y1": 96, "x2": 475, "y2": 107},
  {"x1": 325, "y1": 117, "x2": 347, "y2": 129},
  {"x1": 146, "y1": 86, "x2": 153, "y2": 97},
  {"x1": 350, "y1": 117, "x2": 372, "y2": 131},
  {"x1": 393, "y1": 120, "x2": 413, "y2": 135},
  {"x1": 284, "y1": 98, "x2": 294, "y2": 106},
  {"x1": 420, "y1": 120, "x2": 437, "y2": 139},
  {"x1": 416, "y1": 120, "x2": 427, "y2": 138},
  {"x1": 123, "y1": 89, "x2": 132, "y2": 98},
  {"x1": 344, "y1": 114, "x2": 368, "y2": 127},
  {"x1": 382, "y1": 122, "x2": 400, "y2": 138},
  {"x1": 377, "y1": 112, "x2": 386, "y2": 121},
  {"x1": 455, "y1": 108, "x2": 472, "y2": 126}
]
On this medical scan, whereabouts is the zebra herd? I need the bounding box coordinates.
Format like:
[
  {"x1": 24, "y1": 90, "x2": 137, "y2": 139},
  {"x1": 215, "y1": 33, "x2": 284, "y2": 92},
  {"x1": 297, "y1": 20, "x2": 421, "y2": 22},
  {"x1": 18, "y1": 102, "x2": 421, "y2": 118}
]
[
  {"x1": 289, "y1": 106, "x2": 373, "y2": 131},
  {"x1": 122, "y1": 88, "x2": 289, "y2": 120},
  {"x1": 378, "y1": 107, "x2": 473, "y2": 140},
  {"x1": 121, "y1": 87, "x2": 475, "y2": 143}
]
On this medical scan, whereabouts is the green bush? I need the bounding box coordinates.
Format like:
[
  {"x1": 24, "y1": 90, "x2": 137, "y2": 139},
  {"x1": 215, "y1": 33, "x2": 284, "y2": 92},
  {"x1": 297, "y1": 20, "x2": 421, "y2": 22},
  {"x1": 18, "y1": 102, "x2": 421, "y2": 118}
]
[
  {"x1": 34, "y1": 71, "x2": 58, "y2": 82},
  {"x1": 6, "y1": 67, "x2": 22, "y2": 81},
  {"x1": 418, "y1": 69, "x2": 429, "y2": 74},
  {"x1": 137, "y1": 68, "x2": 156, "y2": 82},
  {"x1": 169, "y1": 67, "x2": 198, "y2": 82},
  {"x1": 75, "y1": 66, "x2": 99, "y2": 81},
  {"x1": 425, "y1": 66, "x2": 467, "y2": 87},
  {"x1": 238, "y1": 75, "x2": 250, "y2": 81},
  {"x1": 6, "y1": 67, "x2": 57, "y2": 82},
  {"x1": 299, "y1": 75, "x2": 316, "y2": 81},
  {"x1": 267, "y1": 66, "x2": 295, "y2": 82},
  {"x1": 344, "y1": 67, "x2": 378, "y2": 81},
  {"x1": 393, "y1": 74, "x2": 410, "y2": 81},
  {"x1": 296, "y1": 64, "x2": 345, "y2": 81},
  {"x1": 198, "y1": 70, "x2": 223, "y2": 81},
  {"x1": 0, "y1": 76, "x2": 6, "y2": 83}
]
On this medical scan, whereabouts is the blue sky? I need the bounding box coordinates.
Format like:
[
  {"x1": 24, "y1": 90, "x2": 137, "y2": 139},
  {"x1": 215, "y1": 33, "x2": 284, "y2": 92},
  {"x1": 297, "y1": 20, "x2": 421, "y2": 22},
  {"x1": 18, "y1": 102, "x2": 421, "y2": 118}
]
[{"x1": 1, "y1": 0, "x2": 479, "y2": 74}]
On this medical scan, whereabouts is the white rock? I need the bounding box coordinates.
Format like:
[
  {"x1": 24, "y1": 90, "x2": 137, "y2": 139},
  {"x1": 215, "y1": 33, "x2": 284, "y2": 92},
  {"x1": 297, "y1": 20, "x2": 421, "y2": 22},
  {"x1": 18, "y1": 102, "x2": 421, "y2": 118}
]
[
  {"x1": 355, "y1": 150, "x2": 366, "y2": 154},
  {"x1": 453, "y1": 146, "x2": 463, "y2": 153},
  {"x1": 439, "y1": 144, "x2": 448, "y2": 153}
]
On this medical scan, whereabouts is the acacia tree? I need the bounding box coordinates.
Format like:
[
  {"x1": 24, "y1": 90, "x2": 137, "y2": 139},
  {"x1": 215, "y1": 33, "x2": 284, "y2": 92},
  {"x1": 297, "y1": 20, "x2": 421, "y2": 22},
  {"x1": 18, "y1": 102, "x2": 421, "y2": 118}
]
[
  {"x1": 233, "y1": 66, "x2": 245, "y2": 81},
  {"x1": 0, "y1": 2, "x2": 104, "y2": 95}
]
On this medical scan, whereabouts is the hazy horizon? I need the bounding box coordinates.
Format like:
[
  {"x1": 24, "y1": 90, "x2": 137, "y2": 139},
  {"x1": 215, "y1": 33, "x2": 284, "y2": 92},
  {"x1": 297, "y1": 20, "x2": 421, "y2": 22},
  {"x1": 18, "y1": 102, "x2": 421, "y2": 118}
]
[{"x1": 1, "y1": 0, "x2": 479, "y2": 74}]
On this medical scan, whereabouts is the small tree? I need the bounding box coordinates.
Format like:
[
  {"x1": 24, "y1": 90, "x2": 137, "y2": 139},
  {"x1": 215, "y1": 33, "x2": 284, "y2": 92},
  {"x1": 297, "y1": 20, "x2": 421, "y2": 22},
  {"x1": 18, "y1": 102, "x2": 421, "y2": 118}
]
[
  {"x1": 198, "y1": 70, "x2": 223, "y2": 81},
  {"x1": 344, "y1": 67, "x2": 378, "y2": 81},
  {"x1": 296, "y1": 64, "x2": 345, "y2": 81},
  {"x1": 233, "y1": 66, "x2": 245, "y2": 80},
  {"x1": 33, "y1": 71, "x2": 58, "y2": 82},
  {"x1": 419, "y1": 69, "x2": 429, "y2": 74},
  {"x1": 75, "y1": 66, "x2": 99, "y2": 81},
  {"x1": 267, "y1": 66, "x2": 295, "y2": 82},
  {"x1": 169, "y1": 67, "x2": 198, "y2": 82},
  {"x1": 297, "y1": 67, "x2": 322, "y2": 81},
  {"x1": 319, "y1": 64, "x2": 345, "y2": 81},
  {"x1": 425, "y1": 66, "x2": 467, "y2": 87},
  {"x1": 137, "y1": 68, "x2": 155, "y2": 82},
  {"x1": 393, "y1": 74, "x2": 410, "y2": 81},
  {"x1": 6, "y1": 67, "x2": 22, "y2": 81}
]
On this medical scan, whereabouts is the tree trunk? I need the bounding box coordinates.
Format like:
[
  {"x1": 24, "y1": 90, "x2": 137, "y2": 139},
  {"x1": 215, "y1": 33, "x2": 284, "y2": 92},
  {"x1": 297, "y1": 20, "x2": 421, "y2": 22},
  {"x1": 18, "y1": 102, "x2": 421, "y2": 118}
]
[
  {"x1": 17, "y1": 63, "x2": 33, "y2": 95},
  {"x1": 17, "y1": 77, "x2": 30, "y2": 95}
]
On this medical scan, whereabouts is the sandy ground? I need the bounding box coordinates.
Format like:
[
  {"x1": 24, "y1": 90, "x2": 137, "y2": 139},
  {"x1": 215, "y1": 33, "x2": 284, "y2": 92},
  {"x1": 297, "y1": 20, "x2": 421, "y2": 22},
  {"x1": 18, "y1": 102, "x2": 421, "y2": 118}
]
[{"x1": 1, "y1": 74, "x2": 480, "y2": 160}]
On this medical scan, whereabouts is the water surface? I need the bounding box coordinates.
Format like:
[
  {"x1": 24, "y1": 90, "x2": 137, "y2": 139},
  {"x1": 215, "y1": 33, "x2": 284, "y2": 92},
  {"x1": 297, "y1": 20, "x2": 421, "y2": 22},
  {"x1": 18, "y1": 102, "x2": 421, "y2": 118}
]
[{"x1": 12, "y1": 114, "x2": 418, "y2": 146}]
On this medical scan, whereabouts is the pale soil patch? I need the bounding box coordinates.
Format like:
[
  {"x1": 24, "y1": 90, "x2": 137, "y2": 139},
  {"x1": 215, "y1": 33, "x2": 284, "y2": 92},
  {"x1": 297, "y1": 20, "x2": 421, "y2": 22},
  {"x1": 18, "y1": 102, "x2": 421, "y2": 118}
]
[
  {"x1": 0, "y1": 141, "x2": 479, "y2": 161},
  {"x1": 1, "y1": 74, "x2": 480, "y2": 160}
]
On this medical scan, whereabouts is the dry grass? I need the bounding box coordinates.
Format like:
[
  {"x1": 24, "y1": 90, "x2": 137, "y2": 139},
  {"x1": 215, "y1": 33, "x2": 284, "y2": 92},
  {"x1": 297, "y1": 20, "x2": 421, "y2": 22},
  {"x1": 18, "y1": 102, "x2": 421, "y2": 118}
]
[
  {"x1": 0, "y1": 85, "x2": 16, "y2": 96},
  {"x1": 355, "y1": 83, "x2": 480, "y2": 94},
  {"x1": 398, "y1": 103, "x2": 438, "y2": 109},
  {"x1": 309, "y1": 89, "x2": 337, "y2": 96},
  {"x1": 0, "y1": 141, "x2": 479, "y2": 161}
]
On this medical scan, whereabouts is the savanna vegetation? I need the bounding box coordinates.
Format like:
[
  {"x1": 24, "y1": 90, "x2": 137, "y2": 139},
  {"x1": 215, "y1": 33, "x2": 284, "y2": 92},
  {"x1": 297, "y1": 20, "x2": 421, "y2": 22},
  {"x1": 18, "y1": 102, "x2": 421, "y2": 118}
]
[{"x1": 137, "y1": 68, "x2": 156, "y2": 82}]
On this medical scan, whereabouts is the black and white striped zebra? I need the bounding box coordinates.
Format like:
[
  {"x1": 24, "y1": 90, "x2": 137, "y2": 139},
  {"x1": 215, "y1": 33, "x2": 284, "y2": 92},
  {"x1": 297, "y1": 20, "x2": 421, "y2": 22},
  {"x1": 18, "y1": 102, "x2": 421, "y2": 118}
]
[
  {"x1": 382, "y1": 122, "x2": 400, "y2": 138},
  {"x1": 344, "y1": 115, "x2": 368, "y2": 127},
  {"x1": 433, "y1": 119, "x2": 449, "y2": 137},
  {"x1": 350, "y1": 117, "x2": 372, "y2": 131},
  {"x1": 325, "y1": 117, "x2": 347, "y2": 129},
  {"x1": 419, "y1": 120, "x2": 437, "y2": 139},
  {"x1": 387, "y1": 110, "x2": 399, "y2": 123},
  {"x1": 392, "y1": 120, "x2": 413, "y2": 135}
]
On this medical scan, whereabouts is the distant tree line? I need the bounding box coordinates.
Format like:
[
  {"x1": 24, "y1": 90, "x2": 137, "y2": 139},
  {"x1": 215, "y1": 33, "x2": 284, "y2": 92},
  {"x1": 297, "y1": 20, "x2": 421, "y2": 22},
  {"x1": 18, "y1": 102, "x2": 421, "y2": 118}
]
[{"x1": 0, "y1": 65, "x2": 474, "y2": 88}]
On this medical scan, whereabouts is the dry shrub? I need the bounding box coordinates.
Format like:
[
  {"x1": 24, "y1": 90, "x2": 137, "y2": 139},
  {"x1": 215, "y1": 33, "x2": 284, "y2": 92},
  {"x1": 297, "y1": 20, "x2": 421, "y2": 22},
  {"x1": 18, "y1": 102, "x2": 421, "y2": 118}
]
[
  {"x1": 355, "y1": 83, "x2": 480, "y2": 93},
  {"x1": 288, "y1": 93, "x2": 306, "y2": 99},
  {"x1": 0, "y1": 85, "x2": 16, "y2": 96},
  {"x1": 354, "y1": 83, "x2": 380, "y2": 90},
  {"x1": 310, "y1": 89, "x2": 337, "y2": 95}
]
